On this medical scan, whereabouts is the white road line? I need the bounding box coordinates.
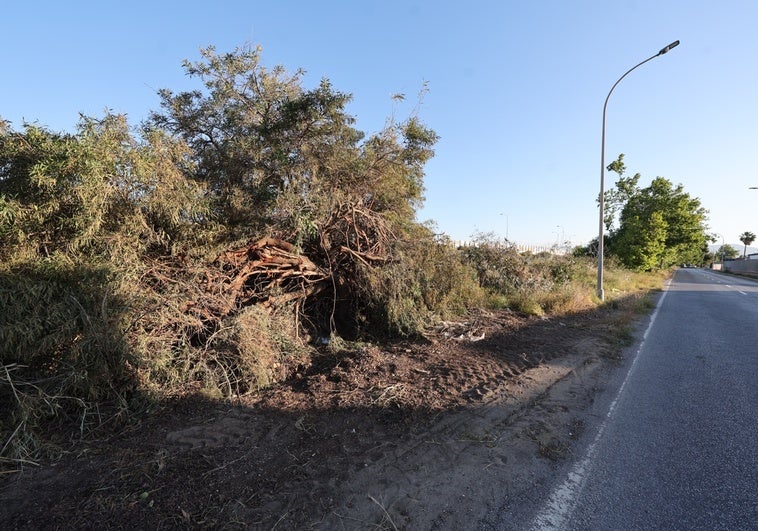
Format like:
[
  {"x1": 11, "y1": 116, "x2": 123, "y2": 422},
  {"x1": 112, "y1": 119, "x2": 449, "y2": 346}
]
[{"x1": 529, "y1": 285, "x2": 670, "y2": 531}]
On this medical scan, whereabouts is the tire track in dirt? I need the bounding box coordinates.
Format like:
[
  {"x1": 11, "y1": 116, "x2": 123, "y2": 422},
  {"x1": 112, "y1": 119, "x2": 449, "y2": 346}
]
[{"x1": 314, "y1": 345, "x2": 607, "y2": 529}]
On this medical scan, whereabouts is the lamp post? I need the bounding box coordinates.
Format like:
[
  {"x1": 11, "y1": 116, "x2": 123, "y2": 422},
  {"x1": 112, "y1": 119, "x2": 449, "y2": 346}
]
[
  {"x1": 598, "y1": 40, "x2": 680, "y2": 301},
  {"x1": 500, "y1": 212, "x2": 509, "y2": 241},
  {"x1": 713, "y1": 233, "x2": 725, "y2": 269}
]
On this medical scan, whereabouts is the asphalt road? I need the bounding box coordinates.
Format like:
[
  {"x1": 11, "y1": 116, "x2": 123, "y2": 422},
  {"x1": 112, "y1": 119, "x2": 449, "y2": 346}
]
[{"x1": 530, "y1": 268, "x2": 758, "y2": 531}]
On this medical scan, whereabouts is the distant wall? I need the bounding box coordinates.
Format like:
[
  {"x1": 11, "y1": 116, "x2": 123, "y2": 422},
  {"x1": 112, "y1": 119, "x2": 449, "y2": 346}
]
[{"x1": 723, "y1": 259, "x2": 758, "y2": 278}]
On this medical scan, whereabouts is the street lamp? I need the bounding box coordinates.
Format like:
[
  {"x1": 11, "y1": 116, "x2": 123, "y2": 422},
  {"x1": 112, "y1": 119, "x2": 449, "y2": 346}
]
[
  {"x1": 500, "y1": 212, "x2": 509, "y2": 240},
  {"x1": 598, "y1": 40, "x2": 680, "y2": 301},
  {"x1": 713, "y1": 233, "x2": 725, "y2": 269}
]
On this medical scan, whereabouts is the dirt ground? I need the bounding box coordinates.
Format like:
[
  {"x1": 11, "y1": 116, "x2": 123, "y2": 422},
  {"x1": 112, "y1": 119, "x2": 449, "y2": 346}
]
[{"x1": 0, "y1": 304, "x2": 638, "y2": 530}]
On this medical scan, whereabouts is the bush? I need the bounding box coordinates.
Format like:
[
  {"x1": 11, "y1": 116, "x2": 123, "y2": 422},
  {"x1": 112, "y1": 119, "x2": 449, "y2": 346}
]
[
  {"x1": 356, "y1": 231, "x2": 484, "y2": 337},
  {"x1": 457, "y1": 233, "x2": 602, "y2": 316},
  {"x1": 159, "y1": 305, "x2": 310, "y2": 398},
  {"x1": 0, "y1": 259, "x2": 133, "y2": 468}
]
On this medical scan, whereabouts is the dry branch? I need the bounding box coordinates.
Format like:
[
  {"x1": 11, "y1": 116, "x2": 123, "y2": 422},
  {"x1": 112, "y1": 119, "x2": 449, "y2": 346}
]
[
  {"x1": 135, "y1": 198, "x2": 397, "y2": 361},
  {"x1": 217, "y1": 239, "x2": 328, "y2": 309}
]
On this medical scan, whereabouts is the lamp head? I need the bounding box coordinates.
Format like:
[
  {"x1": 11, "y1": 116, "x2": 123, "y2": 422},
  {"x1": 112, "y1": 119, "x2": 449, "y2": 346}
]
[{"x1": 658, "y1": 40, "x2": 680, "y2": 55}]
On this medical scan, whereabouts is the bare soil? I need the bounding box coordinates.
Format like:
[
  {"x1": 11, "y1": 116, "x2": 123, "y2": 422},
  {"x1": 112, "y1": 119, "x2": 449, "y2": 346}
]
[{"x1": 0, "y1": 304, "x2": 637, "y2": 530}]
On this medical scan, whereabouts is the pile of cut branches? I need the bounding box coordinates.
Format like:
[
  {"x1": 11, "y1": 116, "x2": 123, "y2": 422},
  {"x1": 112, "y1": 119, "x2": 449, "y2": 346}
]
[
  {"x1": 128, "y1": 215, "x2": 398, "y2": 396},
  {"x1": 135, "y1": 238, "x2": 330, "y2": 354}
]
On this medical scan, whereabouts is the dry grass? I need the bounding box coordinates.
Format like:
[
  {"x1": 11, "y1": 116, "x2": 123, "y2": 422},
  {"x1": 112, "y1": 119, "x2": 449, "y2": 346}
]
[{"x1": 479, "y1": 252, "x2": 668, "y2": 319}]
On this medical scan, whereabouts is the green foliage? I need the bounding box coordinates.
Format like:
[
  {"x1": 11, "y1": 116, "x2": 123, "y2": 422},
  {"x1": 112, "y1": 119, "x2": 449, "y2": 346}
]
[
  {"x1": 0, "y1": 114, "x2": 212, "y2": 264},
  {"x1": 717, "y1": 243, "x2": 739, "y2": 260},
  {"x1": 0, "y1": 261, "x2": 129, "y2": 396},
  {"x1": 0, "y1": 45, "x2": 446, "y2": 467},
  {"x1": 0, "y1": 259, "x2": 133, "y2": 465},
  {"x1": 351, "y1": 228, "x2": 483, "y2": 337},
  {"x1": 149, "y1": 45, "x2": 437, "y2": 246},
  {"x1": 461, "y1": 232, "x2": 581, "y2": 295},
  {"x1": 457, "y1": 233, "x2": 598, "y2": 316},
  {"x1": 148, "y1": 44, "x2": 443, "y2": 342},
  {"x1": 604, "y1": 156, "x2": 709, "y2": 270},
  {"x1": 460, "y1": 233, "x2": 529, "y2": 294},
  {"x1": 2, "y1": 44, "x2": 676, "y2": 472},
  {"x1": 151, "y1": 45, "x2": 350, "y2": 232},
  {"x1": 613, "y1": 211, "x2": 668, "y2": 271},
  {"x1": 602, "y1": 154, "x2": 641, "y2": 232}
]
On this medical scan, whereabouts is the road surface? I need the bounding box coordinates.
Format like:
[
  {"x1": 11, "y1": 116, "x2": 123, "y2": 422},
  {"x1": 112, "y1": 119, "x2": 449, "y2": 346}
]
[{"x1": 529, "y1": 268, "x2": 758, "y2": 530}]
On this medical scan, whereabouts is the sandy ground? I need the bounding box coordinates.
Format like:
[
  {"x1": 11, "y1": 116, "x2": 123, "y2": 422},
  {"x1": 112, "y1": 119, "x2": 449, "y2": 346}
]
[{"x1": 0, "y1": 305, "x2": 635, "y2": 530}]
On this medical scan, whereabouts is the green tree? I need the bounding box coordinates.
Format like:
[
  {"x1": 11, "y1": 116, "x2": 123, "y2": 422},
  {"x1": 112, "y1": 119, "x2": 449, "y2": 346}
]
[
  {"x1": 606, "y1": 164, "x2": 709, "y2": 270},
  {"x1": 150, "y1": 45, "x2": 357, "y2": 233},
  {"x1": 739, "y1": 231, "x2": 756, "y2": 257},
  {"x1": 612, "y1": 211, "x2": 668, "y2": 271},
  {"x1": 149, "y1": 45, "x2": 436, "y2": 241},
  {"x1": 717, "y1": 243, "x2": 739, "y2": 260},
  {"x1": 602, "y1": 154, "x2": 641, "y2": 232},
  {"x1": 0, "y1": 114, "x2": 208, "y2": 262}
]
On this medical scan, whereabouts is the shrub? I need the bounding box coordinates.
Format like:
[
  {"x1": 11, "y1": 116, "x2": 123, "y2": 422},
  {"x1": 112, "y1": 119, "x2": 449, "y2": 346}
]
[
  {"x1": 357, "y1": 231, "x2": 484, "y2": 337},
  {"x1": 0, "y1": 259, "x2": 133, "y2": 468}
]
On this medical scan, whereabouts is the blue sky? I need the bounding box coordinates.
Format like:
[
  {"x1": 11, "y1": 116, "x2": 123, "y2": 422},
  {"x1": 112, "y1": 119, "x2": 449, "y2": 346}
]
[{"x1": 3, "y1": 1, "x2": 758, "y2": 248}]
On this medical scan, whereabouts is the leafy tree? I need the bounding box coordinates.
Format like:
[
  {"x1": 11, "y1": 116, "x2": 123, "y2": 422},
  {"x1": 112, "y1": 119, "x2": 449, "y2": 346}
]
[
  {"x1": 716, "y1": 243, "x2": 739, "y2": 260},
  {"x1": 739, "y1": 231, "x2": 756, "y2": 257},
  {"x1": 612, "y1": 211, "x2": 668, "y2": 271},
  {"x1": 0, "y1": 114, "x2": 208, "y2": 262},
  {"x1": 149, "y1": 45, "x2": 436, "y2": 241},
  {"x1": 604, "y1": 157, "x2": 709, "y2": 271},
  {"x1": 602, "y1": 154, "x2": 641, "y2": 232},
  {"x1": 150, "y1": 46, "x2": 356, "y2": 233}
]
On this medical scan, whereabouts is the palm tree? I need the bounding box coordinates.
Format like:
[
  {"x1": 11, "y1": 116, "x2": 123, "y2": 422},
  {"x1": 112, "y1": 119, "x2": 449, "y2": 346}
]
[{"x1": 738, "y1": 231, "x2": 756, "y2": 258}]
